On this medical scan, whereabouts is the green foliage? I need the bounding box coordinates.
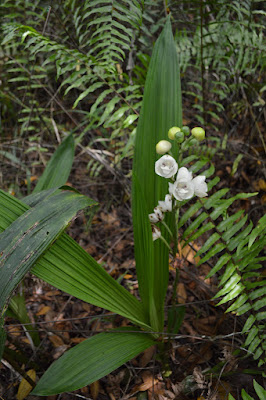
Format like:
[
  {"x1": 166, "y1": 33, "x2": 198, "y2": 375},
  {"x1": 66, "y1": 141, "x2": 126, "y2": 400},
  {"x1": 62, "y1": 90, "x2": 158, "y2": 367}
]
[
  {"x1": 33, "y1": 133, "x2": 75, "y2": 193},
  {"x1": 132, "y1": 17, "x2": 182, "y2": 332},
  {"x1": 229, "y1": 379, "x2": 266, "y2": 400},
  {"x1": 173, "y1": 0, "x2": 265, "y2": 126},
  {"x1": 0, "y1": 188, "x2": 96, "y2": 318},
  {"x1": 32, "y1": 328, "x2": 155, "y2": 396},
  {"x1": 178, "y1": 164, "x2": 266, "y2": 366}
]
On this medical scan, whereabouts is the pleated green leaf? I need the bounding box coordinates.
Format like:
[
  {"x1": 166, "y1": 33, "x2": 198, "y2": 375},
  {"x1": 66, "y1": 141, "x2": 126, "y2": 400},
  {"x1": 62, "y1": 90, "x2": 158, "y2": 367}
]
[
  {"x1": 0, "y1": 190, "x2": 149, "y2": 329},
  {"x1": 33, "y1": 133, "x2": 75, "y2": 193},
  {"x1": 0, "y1": 188, "x2": 94, "y2": 316},
  {"x1": 132, "y1": 17, "x2": 182, "y2": 331},
  {"x1": 32, "y1": 329, "x2": 155, "y2": 396}
]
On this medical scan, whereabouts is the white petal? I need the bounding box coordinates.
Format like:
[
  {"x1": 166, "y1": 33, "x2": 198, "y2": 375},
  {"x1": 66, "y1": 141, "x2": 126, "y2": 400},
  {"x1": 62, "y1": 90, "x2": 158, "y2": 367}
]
[
  {"x1": 192, "y1": 175, "x2": 208, "y2": 197},
  {"x1": 176, "y1": 167, "x2": 192, "y2": 182},
  {"x1": 154, "y1": 206, "x2": 164, "y2": 221},
  {"x1": 149, "y1": 213, "x2": 159, "y2": 223},
  {"x1": 152, "y1": 226, "x2": 161, "y2": 241},
  {"x1": 168, "y1": 182, "x2": 174, "y2": 195}
]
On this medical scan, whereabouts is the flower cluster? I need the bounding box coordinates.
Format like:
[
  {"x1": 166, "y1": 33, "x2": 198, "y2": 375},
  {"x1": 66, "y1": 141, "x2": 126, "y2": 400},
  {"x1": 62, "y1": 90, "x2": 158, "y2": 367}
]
[{"x1": 149, "y1": 154, "x2": 208, "y2": 241}]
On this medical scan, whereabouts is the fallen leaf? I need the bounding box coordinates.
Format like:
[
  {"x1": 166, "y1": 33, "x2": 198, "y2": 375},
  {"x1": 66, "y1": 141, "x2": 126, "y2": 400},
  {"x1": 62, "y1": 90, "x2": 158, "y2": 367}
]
[
  {"x1": 36, "y1": 305, "x2": 51, "y2": 316},
  {"x1": 139, "y1": 345, "x2": 155, "y2": 367},
  {"x1": 133, "y1": 371, "x2": 158, "y2": 392},
  {"x1": 48, "y1": 334, "x2": 64, "y2": 348},
  {"x1": 177, "y1": 282, "x2": 187, "y2": 304},
  {"x1": 16, "y1": 369, "x2": 36, "y2": 400}
]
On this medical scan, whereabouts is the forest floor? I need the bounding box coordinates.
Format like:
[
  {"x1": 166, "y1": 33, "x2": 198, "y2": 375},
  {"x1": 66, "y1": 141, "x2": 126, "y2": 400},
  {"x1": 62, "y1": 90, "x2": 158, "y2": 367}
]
[{"x1": 0, "y1": 109, "x2": 265, "y2": 400}]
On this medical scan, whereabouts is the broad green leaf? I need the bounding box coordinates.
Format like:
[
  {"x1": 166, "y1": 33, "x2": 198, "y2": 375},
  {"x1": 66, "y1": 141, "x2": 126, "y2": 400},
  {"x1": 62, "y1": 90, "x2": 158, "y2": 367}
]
[
  {"x1": 132, "y1": 17, "x2": 182, "y2": 331},
  {"x1": 32, "y1": 329, "x2": 154, "y2": 395},
  {"x1": 33, "y1": 134, "x2": 75, "y2": 193},
  {"x1": 0, "y1": 190, "x2": 149, "y2": 329},
  {"x1": 0, "y1": 189, "x2": 94, "y2": 316}
]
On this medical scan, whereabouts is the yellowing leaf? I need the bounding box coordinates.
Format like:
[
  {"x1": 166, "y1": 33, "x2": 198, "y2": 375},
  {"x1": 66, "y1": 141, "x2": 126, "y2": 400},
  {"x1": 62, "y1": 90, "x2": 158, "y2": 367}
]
[{"x1": 17, "y1": 369, "x2": 36, "y2": 400}]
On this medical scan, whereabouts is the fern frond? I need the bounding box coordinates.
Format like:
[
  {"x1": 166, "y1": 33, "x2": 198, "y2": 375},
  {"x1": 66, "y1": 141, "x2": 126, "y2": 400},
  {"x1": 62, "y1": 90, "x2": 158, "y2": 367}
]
[{"x1": 179, "y1": 174, "x2": 265, "y2": 365}]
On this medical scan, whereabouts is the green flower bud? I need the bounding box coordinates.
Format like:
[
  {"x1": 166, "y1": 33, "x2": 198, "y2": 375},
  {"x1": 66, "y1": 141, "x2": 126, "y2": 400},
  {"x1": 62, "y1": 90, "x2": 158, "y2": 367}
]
[
  {"x1": 189, "y1": 138, "x2": 198, "y2": 146},
  {"x1": 156, "y1": 140, "x2": 172, "y2": 155},
  {"x1": 181, "y1": 126, "x2": 190, "y2": 136},
  {"x1": 191, "y1": 127, "x2": 205, "y2": 141},
  {"x1": 168, "y1": 126, "x2": 181, "y2": 140},
  {"x1": 175, "y1": 131, "x2": 184, "y2": 143}
]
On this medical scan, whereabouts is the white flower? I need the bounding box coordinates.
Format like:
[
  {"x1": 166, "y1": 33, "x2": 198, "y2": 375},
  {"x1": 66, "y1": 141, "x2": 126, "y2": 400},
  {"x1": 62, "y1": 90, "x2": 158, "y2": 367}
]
[
  {"x1": 171, "y1": 167, "x2": 194, "y2": 201},
  {"x1": 149, "y1": 213, "x2": 159, "y2": 223},
  {"x1": 192, "y1": 175, "x2": 208, "y2": 197},
  {"x1": 154, "y1": 206, "x2": 164, "y2": 221},
  {"x1": 152, "y1": 226, "x2": 161, "y2": 241},
  {"x1": 158, "y1": 194, "x2": 172, "y2": 212},
  {"x1": 149, "y1": 206, "x2": 164, "y2": 223},
  {"x1": 155, "y1": 155, "x2": 178, "y2": 179},
  {"x1": 156, "y1": 140, "x2": 172, "y2": 155}
]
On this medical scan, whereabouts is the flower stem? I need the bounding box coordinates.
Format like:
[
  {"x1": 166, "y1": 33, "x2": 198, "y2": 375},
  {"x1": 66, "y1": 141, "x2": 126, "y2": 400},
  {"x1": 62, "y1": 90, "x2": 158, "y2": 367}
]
[
  {"x1": 161, "y1": 220, "x2": 173, "y2": 238},
  {"x1": 159, "y1": 235, "x2": 172, "y2": 252}
]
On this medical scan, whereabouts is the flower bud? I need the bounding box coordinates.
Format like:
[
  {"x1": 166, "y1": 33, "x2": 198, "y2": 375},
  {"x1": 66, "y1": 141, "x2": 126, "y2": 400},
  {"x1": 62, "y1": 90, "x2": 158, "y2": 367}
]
[
  {"x1": 175, "y1": 131, "x2": 184, "y2": 143},
  {"x1": 191, "y1": 127, "x2": 205, "y2": 141},
  {"x1": 156, "y1": 140, "x2": 172, "y2": 155},
  {"x1": 168, "y1": 127, "x2": 181, "y2": 140},
  {"x1": 181, "y1": 126, "x2": 190, "y2": 136}
]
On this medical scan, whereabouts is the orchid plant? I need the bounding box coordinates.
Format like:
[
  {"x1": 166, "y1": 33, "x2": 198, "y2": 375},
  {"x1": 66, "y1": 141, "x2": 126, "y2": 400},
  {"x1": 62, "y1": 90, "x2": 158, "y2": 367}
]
[{"x1": 0, "y1": 17, "x2": 265, "y2": 397}]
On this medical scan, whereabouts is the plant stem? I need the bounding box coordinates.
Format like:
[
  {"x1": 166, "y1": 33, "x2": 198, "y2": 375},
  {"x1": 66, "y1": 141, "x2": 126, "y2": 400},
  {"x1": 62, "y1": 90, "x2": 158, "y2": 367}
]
[{"x1": 161, "y1": 220, "x2": 173, "y2": 238}]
